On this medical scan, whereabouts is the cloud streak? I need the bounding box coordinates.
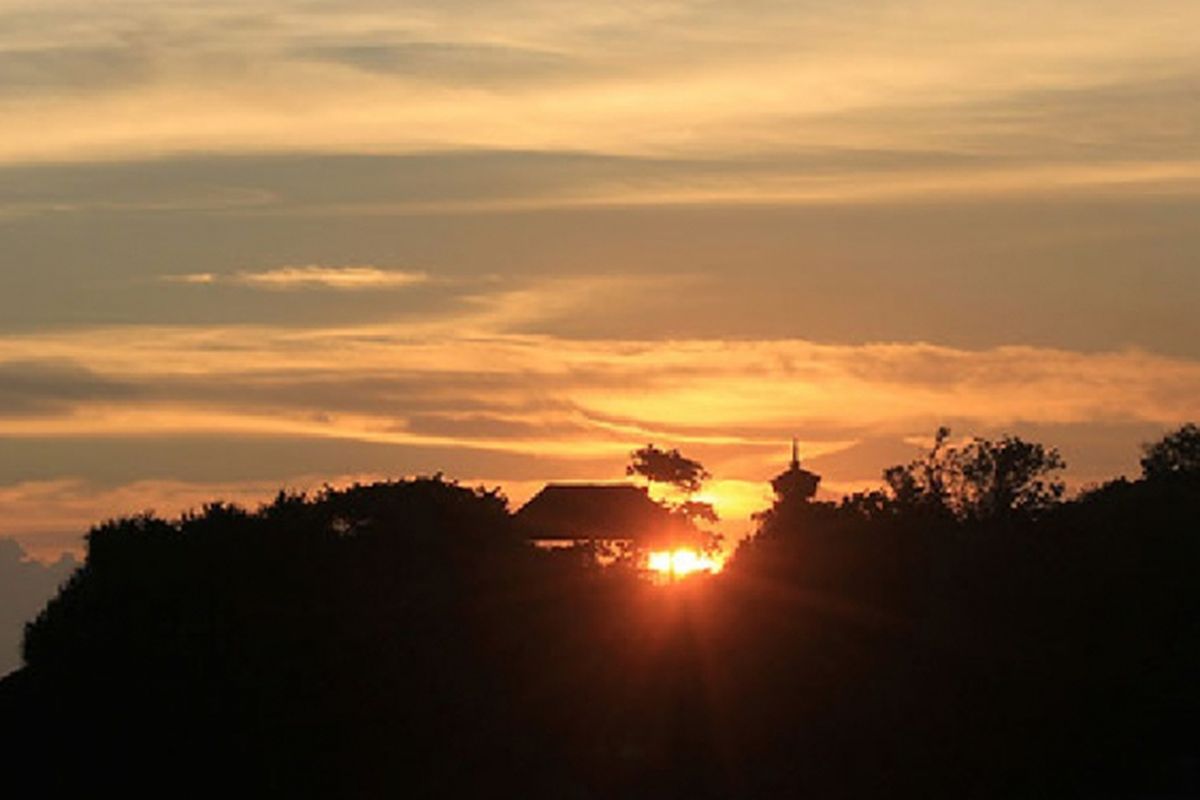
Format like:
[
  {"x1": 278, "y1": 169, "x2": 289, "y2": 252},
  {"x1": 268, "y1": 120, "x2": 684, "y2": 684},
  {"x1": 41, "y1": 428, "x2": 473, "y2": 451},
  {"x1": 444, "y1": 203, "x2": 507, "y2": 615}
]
[
  {"x1": 0, "y1": 0, "x2": 1197, "y2": 205},
  {"x1": 1, "y1": 313, "x2": 1196, "y2": 458},
  {"x1": 4, "y1": 267, "x2": 1199, "y2": 439},
  {"x1": 165, "y1": 265, "x2": 429, "y2": 290}
]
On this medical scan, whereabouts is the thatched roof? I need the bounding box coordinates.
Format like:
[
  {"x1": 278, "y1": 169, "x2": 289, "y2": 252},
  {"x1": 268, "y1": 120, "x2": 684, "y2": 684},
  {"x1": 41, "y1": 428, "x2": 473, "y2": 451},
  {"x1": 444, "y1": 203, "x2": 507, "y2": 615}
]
[{"x1": 515, "y1": 484, "x2": 689, "y2": 545}]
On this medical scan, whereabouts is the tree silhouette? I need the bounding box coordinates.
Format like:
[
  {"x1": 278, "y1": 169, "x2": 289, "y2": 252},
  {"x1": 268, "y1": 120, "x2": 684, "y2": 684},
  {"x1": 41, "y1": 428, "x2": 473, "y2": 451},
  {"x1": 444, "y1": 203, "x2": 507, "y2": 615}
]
[
  {"x1": 1141, "y1": 423, "x2": 1200, "y2": 480},
  {"x1": 676, "y1": 499, "x2": 719, "y2": 524},
  {"x1": 5, "y1": 435, "x2": 1200, "y2": 799},
  {"x1": 881, "y1": 426, "x2": 955, "y2": 517},
  {"x1": 625, "y1": 444, "x2": 718, "y2": 529},
  {"x1": 951, "y1": 433, "x2": 1066, "y2": 520},
  {"x1": 869, "y1": 428, "x2": 1064, "y2": 521},
  {"x1": 626, "y1": 444, "x2": 711, "y2": 495}
]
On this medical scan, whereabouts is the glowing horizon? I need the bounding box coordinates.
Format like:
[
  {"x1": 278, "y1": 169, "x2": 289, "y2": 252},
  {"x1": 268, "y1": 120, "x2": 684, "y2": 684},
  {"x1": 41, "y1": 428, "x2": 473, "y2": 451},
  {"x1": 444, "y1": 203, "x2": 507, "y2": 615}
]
[{"x1": 0, "y1": 0, "x2": 1197, "y2": 559}]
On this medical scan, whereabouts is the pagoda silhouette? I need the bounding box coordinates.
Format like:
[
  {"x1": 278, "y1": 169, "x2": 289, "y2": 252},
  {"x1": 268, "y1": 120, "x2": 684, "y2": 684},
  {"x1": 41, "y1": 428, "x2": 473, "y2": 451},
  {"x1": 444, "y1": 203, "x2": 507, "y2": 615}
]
[{"x1": 771, "y1": 438, "x2": 820, "y2": 502}]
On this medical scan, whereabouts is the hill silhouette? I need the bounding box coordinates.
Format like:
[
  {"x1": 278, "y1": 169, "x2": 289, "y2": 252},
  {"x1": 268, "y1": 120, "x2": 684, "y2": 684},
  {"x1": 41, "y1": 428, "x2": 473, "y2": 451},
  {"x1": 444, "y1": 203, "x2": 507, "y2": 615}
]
[{"x1": 3, "y1": 429, "x2": 1200, "y2": 798}]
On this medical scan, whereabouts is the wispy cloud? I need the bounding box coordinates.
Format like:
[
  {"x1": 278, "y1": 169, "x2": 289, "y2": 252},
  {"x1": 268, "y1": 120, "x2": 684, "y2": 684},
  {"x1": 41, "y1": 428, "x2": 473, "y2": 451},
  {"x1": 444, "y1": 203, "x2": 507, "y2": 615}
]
[
  {"x1": 165, "y1": 265, "x2": 429, "y2": 290},
  {"x1": 0, "y1": 0, "x2": 1197, "y2": 205},
  {"x1": 164, "y1": 272, "x2": 217, "y2": 285},
  {"x1": 1, "y1": 322, "x2": 1197, "y2": 461},
  {"x1": 7, "y1": 268, "x2": 1200, "y2": 446}
]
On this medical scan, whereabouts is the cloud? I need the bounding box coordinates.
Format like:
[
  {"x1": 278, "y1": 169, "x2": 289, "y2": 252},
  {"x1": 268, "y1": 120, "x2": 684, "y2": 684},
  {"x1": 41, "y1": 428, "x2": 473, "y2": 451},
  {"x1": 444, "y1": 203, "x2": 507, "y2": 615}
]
[
  {"x1": 0, "y1": 359, "x2": 136, "y2": 416},
  {"x1": 165, "y1": 265, "x2": 429, "y2": 290},
  {"x1": 164, "y1": 272, "x2": 216, "y2": 285},
  {"x1": 0, "y1": 0, "x2": 1197, "y2": 211},
  {"x1": 0, "y1": 44, "x2": 149, "y2": 96},
  {"x1": 298, "y1": 41, "x2": 580, "y2": 86},
  {"x1": 235, "y1": 266, "x2": 428, "y2": 290},
  {"x1": 0, "y1": 307, "x2": 1197, "y2": 462}
]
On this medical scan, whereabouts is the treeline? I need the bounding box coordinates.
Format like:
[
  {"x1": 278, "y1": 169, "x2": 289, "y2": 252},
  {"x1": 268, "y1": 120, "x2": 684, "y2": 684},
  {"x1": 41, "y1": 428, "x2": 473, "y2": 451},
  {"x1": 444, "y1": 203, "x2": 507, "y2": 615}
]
[
  {"x1": 2, "y1": 426, "x2": 1199, "y2": 798},
  {"x1": 734, "y1": 425, "x2": 1200, "y2": 796}
]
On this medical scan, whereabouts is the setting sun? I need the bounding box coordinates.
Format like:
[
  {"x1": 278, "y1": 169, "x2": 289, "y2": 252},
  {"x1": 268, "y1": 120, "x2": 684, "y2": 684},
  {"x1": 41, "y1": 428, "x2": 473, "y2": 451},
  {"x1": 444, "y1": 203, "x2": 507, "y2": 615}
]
[{"x1": 646, "y1": 548, "x2": 724, "y2": 578}]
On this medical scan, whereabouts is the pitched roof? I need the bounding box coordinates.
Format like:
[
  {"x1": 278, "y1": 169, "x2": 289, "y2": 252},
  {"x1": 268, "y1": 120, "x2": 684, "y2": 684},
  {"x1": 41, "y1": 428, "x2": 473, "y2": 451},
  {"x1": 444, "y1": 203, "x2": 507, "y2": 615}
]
[{"x1": 515, "y1": 484, "x2": 688, "y2": 544}]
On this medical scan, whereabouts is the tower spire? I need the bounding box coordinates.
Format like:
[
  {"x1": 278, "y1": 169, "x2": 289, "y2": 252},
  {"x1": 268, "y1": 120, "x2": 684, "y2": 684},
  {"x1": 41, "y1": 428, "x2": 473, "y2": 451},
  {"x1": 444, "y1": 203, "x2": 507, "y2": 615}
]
[{"x1": 772, "y1": 437, "x2": 820, "y2": 503}]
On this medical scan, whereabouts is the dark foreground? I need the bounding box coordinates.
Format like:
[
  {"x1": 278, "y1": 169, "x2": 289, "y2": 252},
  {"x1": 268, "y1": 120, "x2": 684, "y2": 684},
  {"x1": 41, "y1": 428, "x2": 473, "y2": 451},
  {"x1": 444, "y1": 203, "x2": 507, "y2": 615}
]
[{"x1": 3, "y1": 465, "x2": 1200, "y2": 798}]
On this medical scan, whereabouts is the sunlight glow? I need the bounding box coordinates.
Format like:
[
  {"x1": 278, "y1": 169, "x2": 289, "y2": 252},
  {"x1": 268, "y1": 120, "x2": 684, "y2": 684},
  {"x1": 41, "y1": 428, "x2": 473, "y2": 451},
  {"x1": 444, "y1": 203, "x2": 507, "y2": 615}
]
[{"x1": 646, "y1": 548, "x2": 724, "y2": 579}]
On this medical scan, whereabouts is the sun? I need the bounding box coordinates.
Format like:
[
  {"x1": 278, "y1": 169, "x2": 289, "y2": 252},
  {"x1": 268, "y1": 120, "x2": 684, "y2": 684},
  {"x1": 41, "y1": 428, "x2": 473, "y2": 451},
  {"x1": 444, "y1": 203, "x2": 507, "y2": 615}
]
[{"x1": 646, "y1": 548, "x2": 724, "y2": 579}]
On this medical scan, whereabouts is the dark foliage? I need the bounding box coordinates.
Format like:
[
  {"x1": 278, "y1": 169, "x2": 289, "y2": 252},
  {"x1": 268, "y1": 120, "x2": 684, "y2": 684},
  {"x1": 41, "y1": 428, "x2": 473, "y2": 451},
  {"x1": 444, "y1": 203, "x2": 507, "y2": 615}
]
[
  {"x1": 1142, "y1": 422, "x2": 1200, "y2": 480},
  {"x1": 0, "y1": 539, "x2": 75, "y2": 675},
  {"x1": 3, "y1": 427, "x2": 1200, "y2": 798},
  {"x1": 626, "y1": 444, "x2": 712, "y2": 496},
  {"x1": 864, "y1": 427, "x2": 1066, "y2": 522},
  {"x1": 626, "y1": 443, "x2": 719, "y2": 529}
]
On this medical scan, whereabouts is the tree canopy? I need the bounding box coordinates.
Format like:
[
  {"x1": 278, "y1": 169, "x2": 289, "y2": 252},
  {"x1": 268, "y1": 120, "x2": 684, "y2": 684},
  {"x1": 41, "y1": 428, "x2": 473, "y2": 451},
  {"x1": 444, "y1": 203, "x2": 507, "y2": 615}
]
[
  {"x1": 1141, "y1": 423, "x2": 1200, "y2": 480},
  {"x1": 951, "y1": 433, "x2": 1066, "y2": 520},
  {"x1": 847, "y1": 427, "x2": 1065, "y2": 522},
  {"x1": 626, "y1": 444, "x2": 711, "y2": 496}
]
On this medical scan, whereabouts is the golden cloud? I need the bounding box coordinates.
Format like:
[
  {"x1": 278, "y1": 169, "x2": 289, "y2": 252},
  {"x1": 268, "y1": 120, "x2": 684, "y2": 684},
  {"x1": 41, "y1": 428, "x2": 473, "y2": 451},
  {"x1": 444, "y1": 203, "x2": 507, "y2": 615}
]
[
  {"x1": 0, "y1": 1, "x2": 1197, "y2": 206},
  {"x1": 0, "y1": 318, "x2": 1196, "y2": 450},
  {"x1": 164, "y1": 266, "x2": 428, "y2": 290}
]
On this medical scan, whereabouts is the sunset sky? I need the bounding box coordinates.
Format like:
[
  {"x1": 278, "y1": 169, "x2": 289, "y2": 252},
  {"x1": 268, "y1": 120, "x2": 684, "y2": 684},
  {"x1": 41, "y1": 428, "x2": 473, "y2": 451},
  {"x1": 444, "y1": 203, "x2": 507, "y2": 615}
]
[{"x1": 2, "y1": 0, "x2": 1199, "y2": 557}]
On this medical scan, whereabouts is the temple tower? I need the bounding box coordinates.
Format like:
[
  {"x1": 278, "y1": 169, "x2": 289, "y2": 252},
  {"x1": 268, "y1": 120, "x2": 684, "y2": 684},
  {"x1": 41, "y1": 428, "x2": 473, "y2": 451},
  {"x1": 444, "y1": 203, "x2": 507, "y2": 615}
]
[{"x1": 770, "y1": 438, "x2": 820, "y2": 502}]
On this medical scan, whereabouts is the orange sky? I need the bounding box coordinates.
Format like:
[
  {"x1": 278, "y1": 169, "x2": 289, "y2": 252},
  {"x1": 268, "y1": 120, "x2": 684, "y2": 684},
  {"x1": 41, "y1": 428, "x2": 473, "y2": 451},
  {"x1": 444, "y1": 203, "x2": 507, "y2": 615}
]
[{"x1": 1, "y1": 0, "x2": 1198, "y2": 557}]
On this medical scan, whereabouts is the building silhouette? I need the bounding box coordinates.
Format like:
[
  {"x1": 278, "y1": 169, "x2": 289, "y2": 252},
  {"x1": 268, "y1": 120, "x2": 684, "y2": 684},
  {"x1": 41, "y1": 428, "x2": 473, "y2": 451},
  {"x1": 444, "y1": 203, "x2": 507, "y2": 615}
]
[
  {"x1": 771, "y1": 439, "x2": 820, "y2": 503},
  {"x1": 515, "y1": 483, "x2": 694, "y2": 549}
]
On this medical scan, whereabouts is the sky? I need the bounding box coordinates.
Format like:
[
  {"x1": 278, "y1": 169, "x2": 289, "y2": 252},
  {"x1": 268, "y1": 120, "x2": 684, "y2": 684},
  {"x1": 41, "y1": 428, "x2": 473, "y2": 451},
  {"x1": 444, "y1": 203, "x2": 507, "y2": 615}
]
[{"x1": 2, "y1": 0, "x2": 1199, "y2": 559}]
